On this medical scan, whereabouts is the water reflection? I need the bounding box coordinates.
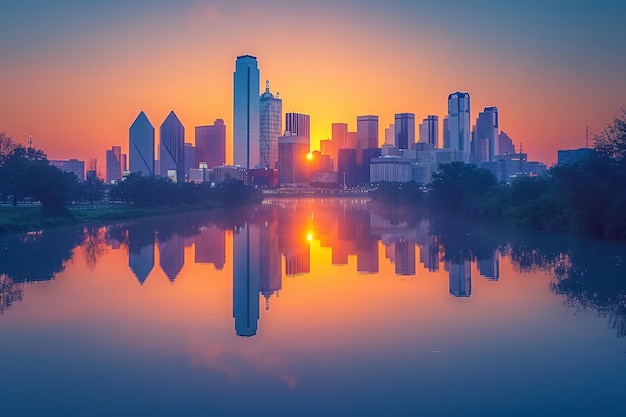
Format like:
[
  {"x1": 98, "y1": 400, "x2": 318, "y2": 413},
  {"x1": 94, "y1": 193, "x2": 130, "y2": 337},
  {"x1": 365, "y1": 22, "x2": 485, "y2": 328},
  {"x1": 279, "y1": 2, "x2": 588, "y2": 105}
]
[{"x1": 0, "y1": 199, "x2": 625, "y2": 341}]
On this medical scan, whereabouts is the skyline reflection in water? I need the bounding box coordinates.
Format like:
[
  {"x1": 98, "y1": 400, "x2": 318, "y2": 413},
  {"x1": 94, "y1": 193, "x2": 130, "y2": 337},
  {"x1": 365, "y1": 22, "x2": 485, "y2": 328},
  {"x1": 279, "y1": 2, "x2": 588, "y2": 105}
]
[{"x1": 1, "y1": 199, "x2": 625, "y2": 416}]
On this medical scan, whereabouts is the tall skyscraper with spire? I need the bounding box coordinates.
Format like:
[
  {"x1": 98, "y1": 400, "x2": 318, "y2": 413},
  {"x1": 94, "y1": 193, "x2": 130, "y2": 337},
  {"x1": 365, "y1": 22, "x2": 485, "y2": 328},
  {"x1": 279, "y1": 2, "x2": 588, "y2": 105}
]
[
  {"x1": 259, "y1": 80, "x2": 282, "y2": 169},
  {"x1": 447, "y1": 92, "x2": 471, "y2": 163},
  {"x1": 159, "y1": 111, "x2": 185, "y2": 182},
  {"x1": 129, "y1": 111, "x2": 155, "y2": 177},
  {"x1": 233, "y1": 55, "x2": 260, "y2": 169}
]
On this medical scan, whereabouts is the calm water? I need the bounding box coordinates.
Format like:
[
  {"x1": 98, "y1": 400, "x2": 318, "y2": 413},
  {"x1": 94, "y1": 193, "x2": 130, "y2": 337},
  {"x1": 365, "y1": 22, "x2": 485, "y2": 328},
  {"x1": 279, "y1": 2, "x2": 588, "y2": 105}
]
[{"x1": 1, "y1": 199, "x2": 625, "y2": 416}]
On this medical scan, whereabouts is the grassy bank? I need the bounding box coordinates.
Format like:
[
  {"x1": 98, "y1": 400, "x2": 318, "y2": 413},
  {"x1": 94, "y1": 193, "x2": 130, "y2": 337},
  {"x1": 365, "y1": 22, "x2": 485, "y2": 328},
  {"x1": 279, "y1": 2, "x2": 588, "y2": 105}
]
[{"x1": 0, "y1": 202, "x2": 226, "y2": 235}]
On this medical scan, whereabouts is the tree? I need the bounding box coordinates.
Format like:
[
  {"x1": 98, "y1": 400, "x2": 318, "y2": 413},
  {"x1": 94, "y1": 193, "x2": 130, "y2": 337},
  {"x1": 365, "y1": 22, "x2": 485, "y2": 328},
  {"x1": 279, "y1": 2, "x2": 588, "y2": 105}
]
[
  {"x1": 0, "y1": 134, "x2": 48, "y2": 205},
  {"x1": 83, "y1": 170, "x2": 106, "y2": 205},
  {"x1": 23, "y1": 162, "x2": 82, "y2": 212},
  {"x1": 594, "y1": 109, "x2": 626, "y2": 162}
]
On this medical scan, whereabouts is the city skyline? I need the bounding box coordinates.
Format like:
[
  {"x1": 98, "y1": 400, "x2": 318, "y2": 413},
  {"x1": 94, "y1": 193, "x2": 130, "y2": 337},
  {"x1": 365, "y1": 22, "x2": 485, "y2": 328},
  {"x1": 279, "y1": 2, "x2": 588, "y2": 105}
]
[{"x1": 1, "y1": 1, "x2": 625, "y2": 166}]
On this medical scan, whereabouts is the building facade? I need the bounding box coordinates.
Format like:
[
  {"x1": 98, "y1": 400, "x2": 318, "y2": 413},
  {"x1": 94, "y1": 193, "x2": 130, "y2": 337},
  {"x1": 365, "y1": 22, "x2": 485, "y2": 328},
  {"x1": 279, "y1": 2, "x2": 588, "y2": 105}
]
[
  {"x1": 419, "y1": 115, "x2": 438, "y2": 147},
  {"x1": 159, "y1": 111, "x2": 185, "y2": 182},
  {"x1": 475, "y1": 106, "x2": 499, "y2": 162},
  {"x1": 285, "y1": 112, "x2": 310, "y2": 139},
  {"x1": 260, "y1": 81, "x2": 282, "y2": 169},
  {"x1": 233, "y1": 55, "x2": 260, "y2": 169},
  {"x1": 195, "y1": 119, "x2": 226, "y2": 169},
  {"x1": 129, "y1": 111, "x2": 155, "y2": 177},
  {"x1": 394, "y1": 113, "x2": 415, "y2": 150},
  {"x1": 278, "y1": 134, "x2": 310, "y2": 186},
  {"x1": 447, "y1": 92, "x2": 471, "y2": 163},
  {"x1": 106, "y1": 146, "x2": 122, "y2": 183}
]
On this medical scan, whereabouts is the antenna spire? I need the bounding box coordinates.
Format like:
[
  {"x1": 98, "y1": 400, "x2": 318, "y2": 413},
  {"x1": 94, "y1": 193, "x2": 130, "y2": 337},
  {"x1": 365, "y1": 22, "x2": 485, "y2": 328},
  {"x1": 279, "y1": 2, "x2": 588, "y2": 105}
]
[
  {"x1": 265, "y1": 80, "x2": 270, "y2": 94},
  {"x1": 28, "y1": 134, "x2": 32, "y2": 148}
]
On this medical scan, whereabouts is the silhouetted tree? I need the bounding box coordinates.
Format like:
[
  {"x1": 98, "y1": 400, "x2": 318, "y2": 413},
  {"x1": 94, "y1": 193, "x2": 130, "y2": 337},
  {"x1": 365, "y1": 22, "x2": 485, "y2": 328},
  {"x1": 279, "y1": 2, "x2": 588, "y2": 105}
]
[
  {"x1": 83, "y1": 170, "x2": 106, "y2": 205},
  {"x1": 594, "y1": 110, "x2": 626, "y2": 162}
]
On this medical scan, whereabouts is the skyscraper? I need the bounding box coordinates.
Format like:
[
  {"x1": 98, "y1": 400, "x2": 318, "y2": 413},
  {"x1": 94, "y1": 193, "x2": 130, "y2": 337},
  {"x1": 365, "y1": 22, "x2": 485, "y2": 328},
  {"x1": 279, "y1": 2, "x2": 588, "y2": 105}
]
[
  {"x1": 233, "y1": 55, "x2": 260, "y2": 169},
  {"x1": 419, "y1": 115, "x2": 438, "y2": 147},
  {"x1": 195, "y1": 119, "x2": 226, "y2": 169},
  {"x1": 129, "y1": 111, "x2": 155, "y2": 177},
  {"x1": 260, "y1": 81, "x2": 282, "y2": 169},
  {"x1": 159, "y1": 111, "x2": 185, "y2": 182},
  {"x1": 285, "y1": 112, "x2": 310, "y2": 139},
  {"x1": 447, "y1": 92, "x2": 471, "y2": 163},
  {"x1": 394, "y1": 113, "x2": 415, "y2": 150},
  {"x1": 475, "y1": 106, "x2": 499, "y2": 162},
  {"x1": 106, "y1": 146, "x2": 122, "y2": 183},
  {"x1": 357, "y1": 115, "x2": 378, "y2": 164},
  {"x1": 278, "y1": 133, "x2": 309, "y2": 185}
]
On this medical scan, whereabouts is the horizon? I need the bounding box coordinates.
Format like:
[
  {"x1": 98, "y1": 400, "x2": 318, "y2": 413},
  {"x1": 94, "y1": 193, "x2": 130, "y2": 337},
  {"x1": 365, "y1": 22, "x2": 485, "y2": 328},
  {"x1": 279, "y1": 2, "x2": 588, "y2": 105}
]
[{"x1": 1, "y1": 0, "x2": 625, "y2": 168}]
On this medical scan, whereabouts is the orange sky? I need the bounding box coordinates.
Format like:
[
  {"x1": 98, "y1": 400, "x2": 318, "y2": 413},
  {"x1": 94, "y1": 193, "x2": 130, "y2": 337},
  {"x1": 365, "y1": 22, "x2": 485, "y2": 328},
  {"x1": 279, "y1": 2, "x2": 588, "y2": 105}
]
[{"x1": 1, "y1": 1, "x2": 625, "y2": 168}]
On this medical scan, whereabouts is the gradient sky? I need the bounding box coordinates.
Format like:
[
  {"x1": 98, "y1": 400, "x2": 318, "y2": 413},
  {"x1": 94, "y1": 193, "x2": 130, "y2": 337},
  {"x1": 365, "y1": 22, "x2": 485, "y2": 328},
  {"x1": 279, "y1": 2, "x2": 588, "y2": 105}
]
[{"x1": 1, "y1": 0, "x2": 625, "y2": 168}]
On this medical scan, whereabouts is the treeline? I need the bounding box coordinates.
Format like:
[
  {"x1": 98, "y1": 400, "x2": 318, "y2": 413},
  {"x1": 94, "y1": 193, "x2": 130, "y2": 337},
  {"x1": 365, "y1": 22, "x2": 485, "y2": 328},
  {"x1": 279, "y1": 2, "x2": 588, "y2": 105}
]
[
  {"x1": 0, "y1": 133, "x2": 262, "y2": 213},
  {"x1": 108, "y1": 173, "x2": 263, "y2": 207},
  {"x1": 371, "y1": 111, "x2": 626, "y2": 241}
]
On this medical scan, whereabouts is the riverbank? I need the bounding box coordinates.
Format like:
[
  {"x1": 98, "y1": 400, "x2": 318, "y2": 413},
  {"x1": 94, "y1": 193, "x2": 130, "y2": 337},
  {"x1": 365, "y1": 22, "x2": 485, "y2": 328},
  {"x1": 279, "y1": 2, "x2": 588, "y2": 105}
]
[{"x1": 0, "y1": 202, "x2": 229, "y2": 235}]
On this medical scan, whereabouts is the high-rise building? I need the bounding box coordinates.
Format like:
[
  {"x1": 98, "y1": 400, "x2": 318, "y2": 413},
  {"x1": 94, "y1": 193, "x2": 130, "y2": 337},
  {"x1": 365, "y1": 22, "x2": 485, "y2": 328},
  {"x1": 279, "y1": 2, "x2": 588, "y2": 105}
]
[
  {"x1": 419, "y1": 115, "x2": 438, "y2": 147},
  {"x1": 184, "y1": 142, "x2": 195, "y2": 175},
  {"x1": 159, "y1": 111, "x2": 185, "y2": 182},
  {"x1": 233, "y1": 55, "x2": 260, "y2": 169},
  {"x1": 260, "y1": 81, "x2": 282, "y2": 169},
  {"x1": 129, "y1": 111, "x2": 155, "y2": 177},
  {"x1": 106, "y1": 146, "x2": 122, "y2": 184},
  {"x1": 384, "y1": 123, "x2": 395, "y2": 146},
  {"x1": 447, "y1": 92, "x2": 471, "y2": 163},
  {"x1": 278, "y1": 133, "x2": 310, "y2": 185},
  {"x1": 443, "y1": 116, "x2": 450, "y2": 149},
  {"x1": 285, "y1": 112, "x2": 310, "y2": 139},
  {"x1": 338, "y1": 148, "x2": 358, "y2": 188},
  {"x1": 357, "y1": 115, "x2": 378, "y2": 165},
  {"x1": 498, "y1": 131, "x2": 515, "y2": 154},
  {"x1": 195, "y1": 119, "x2": 226, "y2": 169},
  {"x1": 475, "y1": 106, "x2": 499, "y2": 162},
  {"x1": 394, "y1": 113, "x2": 415, "y2": 150}
]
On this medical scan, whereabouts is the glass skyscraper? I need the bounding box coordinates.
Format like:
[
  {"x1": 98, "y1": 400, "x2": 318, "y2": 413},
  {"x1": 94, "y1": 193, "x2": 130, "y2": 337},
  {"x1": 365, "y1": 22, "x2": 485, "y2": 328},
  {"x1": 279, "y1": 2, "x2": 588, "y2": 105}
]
[
  {"x1": 129, "y1": 111, "x2": 155, "y2": 177},
  {"x1": 475, "y1": 106, "x2": 499, "y2": 162},
  {"x1": 159, "y1": 111, "x2": 185, "y2": 182},
  {"x1": 260, "y1": 80, "x2": 282, "y2": 169},
  {"x1": 394, "y1": 113, "x2": 415, "y2": 150},
  {"x1": 447, "y1": 92, "x2": 471, "y2": 163},
  {"x1": 233, "y1": 55, "x2": 260, "y2": 169}
]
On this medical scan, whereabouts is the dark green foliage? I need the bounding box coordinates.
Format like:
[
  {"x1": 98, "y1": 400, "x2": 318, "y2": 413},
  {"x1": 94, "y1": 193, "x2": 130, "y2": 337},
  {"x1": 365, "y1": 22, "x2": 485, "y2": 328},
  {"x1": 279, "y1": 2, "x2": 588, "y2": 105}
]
[
  {"x1": 108, "y1": 174, "x2": 262, "y2": 207},
  {"x1": 370, "y1": 181, "x2": 423, "y2": 204},
  {"x1": 429, "y1": 162, "x2": 497, "y2": 215}
]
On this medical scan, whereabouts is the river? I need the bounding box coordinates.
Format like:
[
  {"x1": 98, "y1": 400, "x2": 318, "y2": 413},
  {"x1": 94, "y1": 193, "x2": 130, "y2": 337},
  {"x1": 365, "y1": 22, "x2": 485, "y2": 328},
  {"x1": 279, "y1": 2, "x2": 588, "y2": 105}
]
[{"x1": 1, "y1": 199, "x2": 625, "y2": 416}]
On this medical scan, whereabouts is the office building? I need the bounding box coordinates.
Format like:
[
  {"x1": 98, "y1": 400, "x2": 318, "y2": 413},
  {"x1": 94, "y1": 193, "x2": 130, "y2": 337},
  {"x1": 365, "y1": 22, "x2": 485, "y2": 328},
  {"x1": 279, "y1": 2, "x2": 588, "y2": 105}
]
[
  {"x1": 184, "y1": 143, "x2": 195, "y2": 176},
  {"x1": 357, "y1": 115, "x2": 379, "y2": 165},
  {"x1": 394, "y1": 113, "x2": 415, "y2": 150},
  {"x1": 285, "y1": 112, "x2": 310, "y2": 139},
  {"x1": 106, "y1": 146, "x2": 122, "y2": 183},
  {"x1": 475, "y1": 106, "x2": 499, "y2": 162},
  {"x1": 195, "y1": 119, "x2": 226, "y2": 169},
  {"x1": 447, "y1": 92, "x2": 471, "y2": 163},
  {"x1": 129, "y1": 111, "x2": 155, "y2": 177},
  {"x1": 260, "y1": 81, "x2": 282, "y2": 169},
  {"x1": 49, "y1": 159, "x2": 85, "y2": 181},
  {"x1": 419, "y1": 115, "x2": 438, "y2": 147},
  {"x1": 159, "y1": 111, "x2": 185, "y2": 182},
  {"x1": 233, "y1": 55, "x2": 260, "y2": 169},
  {"x1": 278, "y1": 133, "x2": 309, "y2": 186}
]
